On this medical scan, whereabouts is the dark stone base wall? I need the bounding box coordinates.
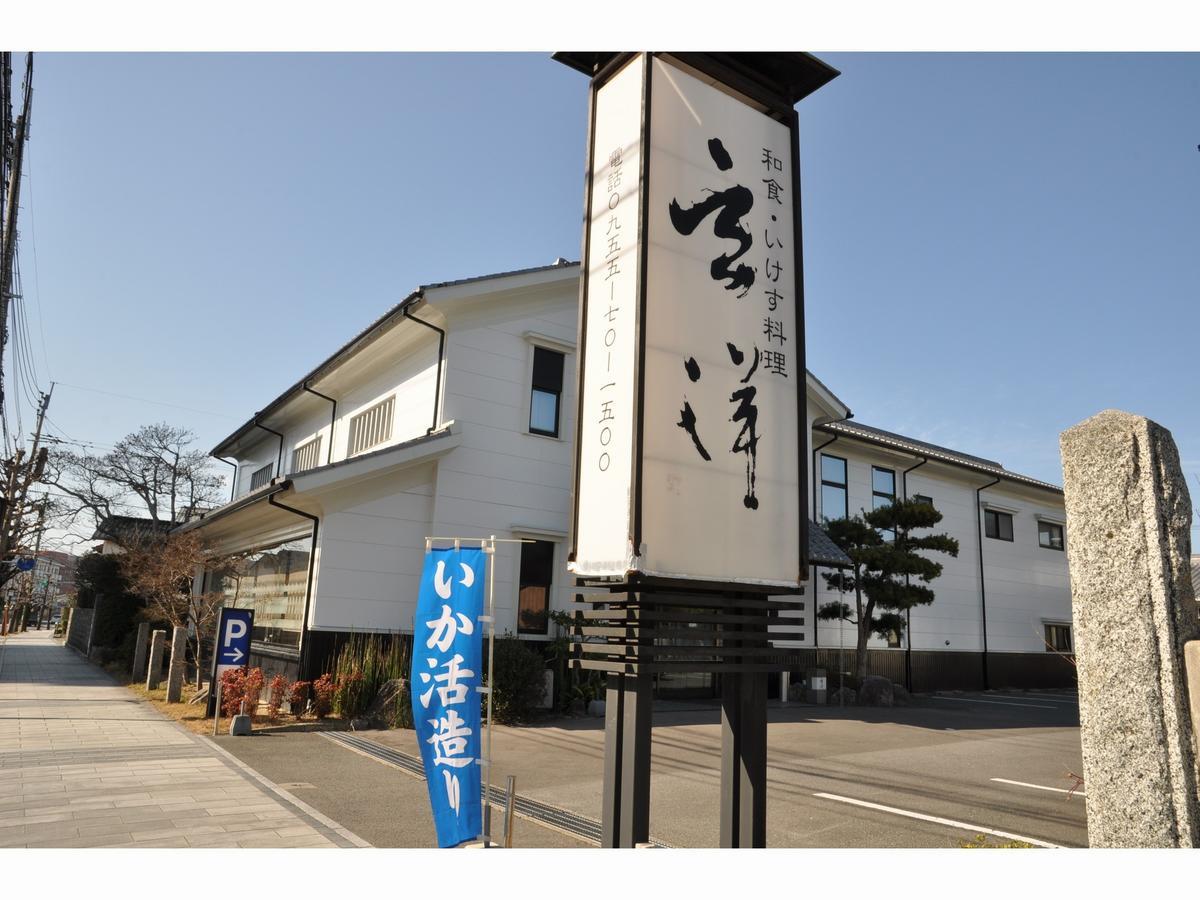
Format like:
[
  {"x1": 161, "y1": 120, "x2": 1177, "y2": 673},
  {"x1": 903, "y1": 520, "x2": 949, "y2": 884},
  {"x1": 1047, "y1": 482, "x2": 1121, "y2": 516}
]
[{"x1": 784, "y1": 648, "x2": 1077, "y2": 694}]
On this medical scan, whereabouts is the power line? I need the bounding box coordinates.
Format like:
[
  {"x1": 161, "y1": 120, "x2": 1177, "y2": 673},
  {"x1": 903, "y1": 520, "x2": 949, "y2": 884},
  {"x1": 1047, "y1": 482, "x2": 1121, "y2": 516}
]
[
  {"x1": 20, "y1": 150, "x2": 51, "y2": 383},
  {"x1": 53, "y1": 382, "x2": 239, "y2": 420}
]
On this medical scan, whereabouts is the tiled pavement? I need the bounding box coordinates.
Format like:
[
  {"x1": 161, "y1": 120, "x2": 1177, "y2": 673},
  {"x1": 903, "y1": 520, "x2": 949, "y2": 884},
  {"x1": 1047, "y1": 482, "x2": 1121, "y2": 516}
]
[{"x1": 0, "y1": 630, "x2": 369, "y2": 848}]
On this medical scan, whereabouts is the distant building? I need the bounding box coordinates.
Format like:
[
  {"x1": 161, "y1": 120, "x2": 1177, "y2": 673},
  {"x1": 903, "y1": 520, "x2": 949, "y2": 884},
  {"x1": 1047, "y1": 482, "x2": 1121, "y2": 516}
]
[
  {"x1": 91, "y1": 515, "x2": 175, "y2": 555},
  {"x1": 179, "y1": 262, "x2": 1073, "y2": 693}
]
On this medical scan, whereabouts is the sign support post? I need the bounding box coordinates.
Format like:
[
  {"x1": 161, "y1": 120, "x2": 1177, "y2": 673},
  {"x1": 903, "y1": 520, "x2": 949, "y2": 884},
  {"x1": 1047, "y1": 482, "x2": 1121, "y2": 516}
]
[{"x1": 557, "y1": 50, "x2": 837, "y2": 848}]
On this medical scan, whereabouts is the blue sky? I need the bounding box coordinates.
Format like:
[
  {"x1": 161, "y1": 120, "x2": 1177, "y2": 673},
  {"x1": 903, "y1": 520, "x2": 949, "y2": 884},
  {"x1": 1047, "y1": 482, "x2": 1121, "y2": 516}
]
[{"x1": 12, "y1": 52, "x2": 1200, "y2": 544}]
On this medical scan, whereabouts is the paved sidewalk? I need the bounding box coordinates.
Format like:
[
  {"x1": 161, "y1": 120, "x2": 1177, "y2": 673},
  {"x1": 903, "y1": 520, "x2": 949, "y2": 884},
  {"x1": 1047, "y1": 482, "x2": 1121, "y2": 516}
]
[{"x1": 0, "y1": 630, "x2": 368, "y2": 848}]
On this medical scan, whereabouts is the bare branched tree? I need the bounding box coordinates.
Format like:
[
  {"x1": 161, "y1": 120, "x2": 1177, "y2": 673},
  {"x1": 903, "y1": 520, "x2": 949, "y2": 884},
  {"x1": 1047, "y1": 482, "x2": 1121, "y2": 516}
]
[
  {"x1": 46, "y1": 423, "x2": 225, "y2": 534},
  {"x1": 120, "y1": 530, "x2": 244, "y2": 688}
]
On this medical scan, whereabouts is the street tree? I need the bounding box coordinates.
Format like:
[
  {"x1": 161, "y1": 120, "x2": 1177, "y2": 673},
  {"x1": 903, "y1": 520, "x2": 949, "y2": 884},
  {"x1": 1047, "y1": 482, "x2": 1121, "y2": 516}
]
[
  {"x1": 817, "y1": 498, "x2": 959, "y2": 685},
  {"x1": 120, "y1": 530, "x2": 243, "y2": 688},
  {"x1": 46, "y1": 422, "x2": 225, "y2": 533}
]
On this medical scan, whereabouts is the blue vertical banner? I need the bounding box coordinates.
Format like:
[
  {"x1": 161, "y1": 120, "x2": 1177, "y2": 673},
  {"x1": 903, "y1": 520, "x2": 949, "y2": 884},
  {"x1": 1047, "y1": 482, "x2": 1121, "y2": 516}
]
[{"x1": 412, "y1": 546, "x2": 486, "y2": 848}]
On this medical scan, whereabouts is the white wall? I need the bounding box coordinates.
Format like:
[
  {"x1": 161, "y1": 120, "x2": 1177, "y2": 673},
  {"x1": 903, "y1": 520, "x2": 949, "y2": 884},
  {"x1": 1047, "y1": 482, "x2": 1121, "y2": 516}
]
[
  {"x1": 431, "y1": 283, "x2": 578, "y2": 639},
  {"x1": 810, "y1": 439, "x2": 1072, "y2": 656},
  {"x1": 308, "y1": 462, "x2": 436, "y2": 633}
]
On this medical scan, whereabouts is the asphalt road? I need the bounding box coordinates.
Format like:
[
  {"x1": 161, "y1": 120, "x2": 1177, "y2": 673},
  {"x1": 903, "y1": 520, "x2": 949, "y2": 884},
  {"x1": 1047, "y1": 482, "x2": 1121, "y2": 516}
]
[{"x1": 217, "y1": 690, "x2": 1085, "y2": 849}]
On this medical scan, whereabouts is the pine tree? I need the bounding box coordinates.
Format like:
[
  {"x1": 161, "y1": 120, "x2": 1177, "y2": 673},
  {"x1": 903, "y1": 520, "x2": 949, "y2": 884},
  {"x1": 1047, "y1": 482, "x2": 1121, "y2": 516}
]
[{"x1": 817, "y1": 498, "x2": 959, "y2": 686}]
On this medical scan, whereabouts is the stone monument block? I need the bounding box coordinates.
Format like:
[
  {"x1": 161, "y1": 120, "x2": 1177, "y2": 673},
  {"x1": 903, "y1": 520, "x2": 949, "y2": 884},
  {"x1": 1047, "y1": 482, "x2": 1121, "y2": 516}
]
[
  {"x1": 1060, "y1": 409, "x2": 1200, "y2": 847},
  {"x1": 166, "y1": 626, "x2": 188, "y2": 702},
  {"x1": 145, "y1": 629, "x2": 167, "y2": 691},
  {"x1": 131, "y1": 622, "x2": 151, "y2": 680}
]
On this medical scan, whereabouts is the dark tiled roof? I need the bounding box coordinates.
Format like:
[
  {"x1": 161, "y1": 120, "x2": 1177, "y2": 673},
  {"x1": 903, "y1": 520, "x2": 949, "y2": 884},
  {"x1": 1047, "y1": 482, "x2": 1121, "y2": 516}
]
[
  {"x1": 815, "y1": 420, "x2": 1063, "y2": 494},
  {"x1": 92, "y1": 515, "x2": 175, "y2": 544},
  {"x1": 809, "y1": 520, "x2": 852, "y2": 568}
]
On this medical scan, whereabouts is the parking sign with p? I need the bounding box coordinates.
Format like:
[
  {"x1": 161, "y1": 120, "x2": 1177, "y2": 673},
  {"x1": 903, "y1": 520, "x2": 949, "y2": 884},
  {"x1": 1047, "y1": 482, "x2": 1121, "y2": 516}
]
[{"x1": 215, "y1": 607, "x2": 254, "y2": 673}]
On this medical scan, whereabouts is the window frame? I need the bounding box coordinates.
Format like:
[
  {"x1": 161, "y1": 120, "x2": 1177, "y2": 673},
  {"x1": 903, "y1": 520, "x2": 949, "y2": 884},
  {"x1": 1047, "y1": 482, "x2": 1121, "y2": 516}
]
[
  {"x1": 820, "y1": 453, "x2": 848, "y2": 521},
  {"x1": 290, "y1": 435, "x2": 323, "y2": 474},
  {"x1": 984, "y1": 509, "x2": 1014, "y2": 542},
  {"x1": 249, "y1": 463, "x2": 273, "y2": 491},
  {"x1": 347, "y1": 395, "x2": 395, "y2": 457},
  {"x1": 1038, "y1": 520, "x2": 1065, "y2": 551},
  {"x1": 517, "y1": 539, "x2": 556, "y2": 636},
  {"x1": 913, "y1": 493, "x2": 934, "y2": 508},
  {"x1": 1043, "y1": 622, "x2": 1073, "y2": 653},
  {"x1": 528, "y1": 345, "x2": 565, "y2": 439}
]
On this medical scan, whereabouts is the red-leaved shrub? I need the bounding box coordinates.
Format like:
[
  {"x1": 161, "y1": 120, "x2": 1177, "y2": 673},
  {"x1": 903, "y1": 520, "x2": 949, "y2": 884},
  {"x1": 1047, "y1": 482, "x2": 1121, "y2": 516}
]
[
  {"x1": 268, "y1": 674, "x2": 288, "y2": 721},
  {"x1": 219, "y1": 668, "x2": 245, "y2": 717},
  {"x1": 242, "y1": 668, "x2": 265, "y2": 716},
  {"x1": 219, "y1": 667, "x2": 265, "y2": 717},
  {"x1": 289, "y1": 680, "x2": 310, "y2": 718},
  {"x1": 312, "y1": 673, "x2": 335, "y2": 719}
]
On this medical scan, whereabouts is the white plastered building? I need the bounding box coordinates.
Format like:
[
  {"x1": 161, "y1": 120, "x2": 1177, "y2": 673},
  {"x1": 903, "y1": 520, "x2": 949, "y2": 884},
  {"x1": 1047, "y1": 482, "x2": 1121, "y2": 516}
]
[{"x1": 181, "y1": 261, "x2": 1073, "y2": 693}]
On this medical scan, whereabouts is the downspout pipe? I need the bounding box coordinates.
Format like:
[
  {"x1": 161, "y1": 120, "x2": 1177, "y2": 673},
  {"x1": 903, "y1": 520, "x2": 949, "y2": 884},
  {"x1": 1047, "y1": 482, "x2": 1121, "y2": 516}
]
[
  {"x1": 211, "y1": 455, "x2": 237, "y2": 502},
  {"x1": 975, "y1": 476, "x2": 1002, "y2": 691},
  {"x1": 302, "y1": 382, "x2": 337, "y2": 465},
  {"x1": 254, "y1": 421, "x2": 285, "y2": 478},
  {"x1": 403, "y1": 306, "x2": 446, "y2": 435},
  {"x1": 900, "y1": 456, "x2": 928, "y2": 693},
  {"x1": 268, "y1": 493, "x2": 320, "y2": 681}
]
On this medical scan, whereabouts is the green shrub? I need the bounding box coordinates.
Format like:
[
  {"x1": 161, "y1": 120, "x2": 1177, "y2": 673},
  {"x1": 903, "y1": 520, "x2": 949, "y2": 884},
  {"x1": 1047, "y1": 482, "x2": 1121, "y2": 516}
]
[
  {"x1": 487, "y1": 634, "x2": 547, "y2": 725},
  {"x1": 329, "y1": 632, "x2": 412, "y2": 720}
]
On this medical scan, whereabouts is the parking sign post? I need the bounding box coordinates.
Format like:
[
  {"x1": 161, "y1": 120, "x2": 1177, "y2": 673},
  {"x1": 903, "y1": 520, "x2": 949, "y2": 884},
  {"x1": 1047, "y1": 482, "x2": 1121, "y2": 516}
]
[{"x1": 207, "y1": 607, "x2": 254, "y2": 721}]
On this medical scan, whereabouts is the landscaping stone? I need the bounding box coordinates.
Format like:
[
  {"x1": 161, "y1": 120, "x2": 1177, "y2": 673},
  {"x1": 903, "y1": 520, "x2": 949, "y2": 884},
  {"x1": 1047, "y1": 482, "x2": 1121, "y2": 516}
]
[
  {"x1": 229, "y1": 714, "x2": 253, "y2": 736},
  {"x1": 363, "y1": 678, "x2": 406, "y2": 728},
  {"x1": 131, "y1": 622, "x2": 150, "y2": 680},
  {"x1": 1060, "y1": 409, "x2": 1200, "y2": 847},
  {"x1": 891, "y1": 683, "x2": 912, "y2": 707},
  {"x1": 145, "y1": 629, "x2": 166, "y2": 691},
  {"x1": 165, "y1": 626, "x2": 187, "y2": 703},
  {"x1": 828, "y1": 687, "x2": 856, "y2": 706}
]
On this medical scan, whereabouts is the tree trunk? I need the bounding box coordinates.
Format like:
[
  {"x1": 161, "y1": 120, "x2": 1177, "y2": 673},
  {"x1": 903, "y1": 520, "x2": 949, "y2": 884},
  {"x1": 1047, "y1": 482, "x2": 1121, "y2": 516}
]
[{"x1": 854, "y1": 600, "x2": 875, "y2": 686}]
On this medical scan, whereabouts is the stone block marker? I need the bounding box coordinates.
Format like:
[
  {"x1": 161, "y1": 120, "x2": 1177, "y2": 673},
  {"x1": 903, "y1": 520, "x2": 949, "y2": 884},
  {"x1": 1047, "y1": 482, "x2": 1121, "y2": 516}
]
[
  {"x1": 1060, "y1": 409, "x2": 1200, "y2": 847},
  {"x1": 146, "y1": 629, "x2": 167, "y2": 691},
  {"x1": 131, "y1": 621, "x2": 151, "y2": 680},
  {"x1": 166, "y1": 625, "x2": 188, "y2": 702}
]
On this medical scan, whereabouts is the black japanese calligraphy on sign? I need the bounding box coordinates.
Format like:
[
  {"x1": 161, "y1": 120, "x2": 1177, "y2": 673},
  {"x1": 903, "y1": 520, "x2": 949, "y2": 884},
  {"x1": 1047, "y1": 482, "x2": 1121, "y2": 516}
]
[
  {"x1": 676, "y1": 343, "x2": 761, "y2": 511},
  {"x1": 667, "y1": 138, "x2": 756, "y2": 298}
]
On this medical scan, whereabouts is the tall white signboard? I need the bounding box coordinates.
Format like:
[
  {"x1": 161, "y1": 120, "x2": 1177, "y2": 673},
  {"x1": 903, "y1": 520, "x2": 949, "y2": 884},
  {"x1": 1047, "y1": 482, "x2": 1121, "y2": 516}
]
[{"x1": 570, "y1": 54, "x2": 807, "y2": 590}]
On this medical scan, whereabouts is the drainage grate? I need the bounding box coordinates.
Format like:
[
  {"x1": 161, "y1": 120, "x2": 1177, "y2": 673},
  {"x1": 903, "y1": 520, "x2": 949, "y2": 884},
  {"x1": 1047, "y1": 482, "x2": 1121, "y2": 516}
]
[{"x1": 323, "y1": 730, "x2": 673, "y2": 848}]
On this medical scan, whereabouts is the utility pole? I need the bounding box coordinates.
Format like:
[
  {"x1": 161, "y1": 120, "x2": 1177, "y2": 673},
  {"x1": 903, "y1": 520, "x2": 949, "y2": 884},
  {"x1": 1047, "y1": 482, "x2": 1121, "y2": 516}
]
[
  {"x1": 0, "y1": 385, "x2": 51, "y2": 589},
  {"x1": 0, "y1": 52, "x2": 33, "y2": 415},
  {"x1": 22, "y1": 498, "x2": 45, "y2": 630}
]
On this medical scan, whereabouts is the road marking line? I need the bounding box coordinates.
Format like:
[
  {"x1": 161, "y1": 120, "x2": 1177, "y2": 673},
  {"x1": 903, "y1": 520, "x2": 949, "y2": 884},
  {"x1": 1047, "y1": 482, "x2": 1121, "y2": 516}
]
[
  {"x1": 985, "y1": 694, "x2": 1078, "y2": 705},
  {"x1": 929, "y1": 695, "x2": 1057, "y2": 710},
  {"x1": 812, "y1": 792, "x2": 1064, "y2": 849},
  {"x1": 991, "y1": 777, "x2": 1085, "y2": 797}
]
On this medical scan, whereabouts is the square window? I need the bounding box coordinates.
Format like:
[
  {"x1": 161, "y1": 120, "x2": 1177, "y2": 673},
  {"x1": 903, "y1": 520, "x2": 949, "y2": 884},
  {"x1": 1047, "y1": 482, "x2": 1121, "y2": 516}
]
[
  {"x1": 1038, "y1": 521, "x2": 1065, "y2": 551},
  {"x1": 1044, "y1": 623, "x2": 1072, "y2": 653},
  {"x1": 985, "y1": 509, "x2": 1014, "y2": 541},
  {"x1": 913, "y1": 494, "x2": 934, "y2": 508},
  {"x1": 820, "y1": 454, "x2": 846, "y2": 485},
  {"x1": 529, "y1": 347, "x2": 564, "y2": 437}
]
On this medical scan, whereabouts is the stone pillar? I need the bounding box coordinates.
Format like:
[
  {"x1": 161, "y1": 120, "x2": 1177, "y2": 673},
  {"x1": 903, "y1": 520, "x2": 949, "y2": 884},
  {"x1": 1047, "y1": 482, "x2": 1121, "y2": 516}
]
[
  {"x1": 166, "y1": 626, "x2": 188, "y2": 702},
  {"x1": 131, "y1": 622, "x2": 151, "y2": 680},
  {"x1": 145, "y1": 629, "x2": 167, "y2": 691},
  {"x1": 1060, "y1": 409, "x2": 1200, "y2": 848}
]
